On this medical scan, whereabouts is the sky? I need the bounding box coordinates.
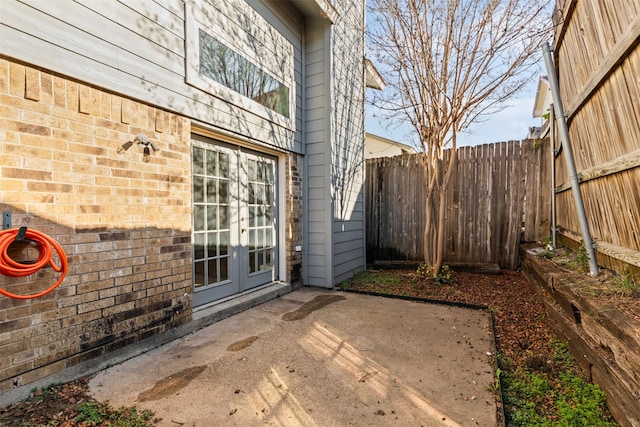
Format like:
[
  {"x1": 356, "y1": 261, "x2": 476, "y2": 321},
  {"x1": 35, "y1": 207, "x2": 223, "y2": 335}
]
[{"x1": 365, "y1": 82, "x2": 543, "y2": 149}]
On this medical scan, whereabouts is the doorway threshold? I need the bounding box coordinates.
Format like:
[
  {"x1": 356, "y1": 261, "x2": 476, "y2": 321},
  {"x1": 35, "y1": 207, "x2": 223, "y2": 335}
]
[{"x1": 192, "y1": 281, "x2": 301, "y2": 328}]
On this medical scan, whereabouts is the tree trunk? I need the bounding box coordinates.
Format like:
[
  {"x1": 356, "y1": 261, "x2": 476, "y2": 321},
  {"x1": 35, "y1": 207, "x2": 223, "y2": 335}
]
[
  {"x1": 433, "y1": 140, "x2": 458, "y2": 275},
  {"x1": 424, "y1": 194, "x2": 432, "y2": 266}
]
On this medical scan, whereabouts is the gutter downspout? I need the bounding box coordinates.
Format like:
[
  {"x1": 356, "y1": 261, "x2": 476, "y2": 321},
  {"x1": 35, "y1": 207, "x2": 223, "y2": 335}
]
[
  {"x1": 542, "y1": 42, "x2": 598, "y2": 276},
  {"x1": 550, "y1": 104, "x2": 557, "y2": 249}
]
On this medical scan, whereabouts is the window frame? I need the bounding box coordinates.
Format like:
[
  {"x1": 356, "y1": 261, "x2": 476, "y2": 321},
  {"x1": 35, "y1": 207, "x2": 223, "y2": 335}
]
[{"x1": 185, "y1": 3, "x2": 295, "y2": 131}]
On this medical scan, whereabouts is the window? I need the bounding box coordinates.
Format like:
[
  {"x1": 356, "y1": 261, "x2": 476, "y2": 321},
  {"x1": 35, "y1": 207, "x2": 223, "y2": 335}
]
[
  {"x1": 186, "y1": 2, "x2": 294, "y2": 129},
  {"x1": 198, "y1": 30, "x2": 290, "y2": 118}
]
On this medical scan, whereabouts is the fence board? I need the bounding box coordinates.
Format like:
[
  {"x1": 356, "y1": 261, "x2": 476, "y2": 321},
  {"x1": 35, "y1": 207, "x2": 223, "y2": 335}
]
[
  {"x1": 552, "y1": 0, "x2": 640, "y2": 280},
  {"x1": 366, "y1": 140, "x2": 549, "y2": 269}
]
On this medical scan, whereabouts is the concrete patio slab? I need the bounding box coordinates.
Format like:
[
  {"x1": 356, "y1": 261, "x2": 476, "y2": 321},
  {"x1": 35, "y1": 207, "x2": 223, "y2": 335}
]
[{"x1": 89, "y1": 288, "x2": 497, "y2": 426}]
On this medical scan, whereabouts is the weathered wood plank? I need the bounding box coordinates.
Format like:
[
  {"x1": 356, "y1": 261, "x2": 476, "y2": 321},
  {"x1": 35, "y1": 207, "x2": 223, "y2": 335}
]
[
  {"x1": 552, "y1": 0, "x2": 640, "y2": 284},
  {"x1": 566, "y1": 13, "x2": 640, "y2": 120},
  {"x1": 521, "y1": 244, "x2": 640, "y2": 427},
  {"x1": 556, "y1": 149, "x2": 640, "y2": 193},
  {"x1": 365, "y1": 139, "x2": 551, "y2": 269}
]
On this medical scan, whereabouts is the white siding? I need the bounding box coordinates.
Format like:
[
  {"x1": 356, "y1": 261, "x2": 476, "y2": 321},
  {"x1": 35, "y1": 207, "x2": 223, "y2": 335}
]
[
  {"x1": 0, "y1": 0, "x2": 303, "y2": 153},
  {"x1": 365, "y1": 133, "x2": 416, "y2": 159}
]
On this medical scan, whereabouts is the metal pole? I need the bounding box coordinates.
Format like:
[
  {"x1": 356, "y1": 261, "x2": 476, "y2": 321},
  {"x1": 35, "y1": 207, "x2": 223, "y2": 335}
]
[
  {"x1": 542, "y1": 42, "x2": 598, "y2": 276},
  {"x1": 550, "y1": 104, "x2": 557, "y2": 249}
]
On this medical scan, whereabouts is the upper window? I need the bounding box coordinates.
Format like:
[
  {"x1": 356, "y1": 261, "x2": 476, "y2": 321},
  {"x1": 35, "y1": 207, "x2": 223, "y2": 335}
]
[
  {"x1": 198, "y1": 30, "x2": 290, "y2": 118},
  {"x1": 186, "y1": 2, "x2": 294, "y2": 129}
]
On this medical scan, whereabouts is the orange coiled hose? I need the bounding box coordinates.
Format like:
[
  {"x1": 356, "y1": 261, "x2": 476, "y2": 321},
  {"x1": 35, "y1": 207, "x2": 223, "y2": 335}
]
[{"x1": 0, "y1": 228, "x2": 68, "y2": 299}]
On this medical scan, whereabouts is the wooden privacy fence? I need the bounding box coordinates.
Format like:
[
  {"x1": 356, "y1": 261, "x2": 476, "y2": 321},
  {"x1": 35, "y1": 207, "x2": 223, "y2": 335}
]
[
  {"x1": 366, "y1": 139, "x2": 550, "y2": 269},
  {"x1": 551, "y1": 0, "x2": 640, "y2": 278}
]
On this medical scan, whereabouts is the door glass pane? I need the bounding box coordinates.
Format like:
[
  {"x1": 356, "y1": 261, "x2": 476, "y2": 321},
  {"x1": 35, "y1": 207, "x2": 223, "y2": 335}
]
[
  {"x1": 247, "y1": 157, "x2": 275, "y2": 275},
  {"x1": 249, "y1": 252, "x2": 256, "y2": 274},
  {"x1": 265, "y1": 207, "x2": 271, "y2": 224},
  {"x1": 194, "y1": 206, "x2": 205, "y2": 231},
  {"x1": 206, "y1": 150, "x2": 217, "y2": 175},
  {"x1": 193, "y1": 177, "x2": 204, "y2": 203},
  {"x1": 260, "y1": 250, "x2": 266, "y2": 270},
  {"x1": 256, "y1": 184, "x2": 265, "y2": 205},
  {"x1": 207, "y1": 206, "x2": 217, "y2": 230},
  {"x1": 248, "y1": 159, "x2": 256, "y2": 181},
  {"x1": 219, "y1": 206, "x2": 229, "y2": 229},
  {"x1": 208, "y1": 259, "x2": 218, "y2": 285},
  {"x1": 258, "y1": 229, "x2": 265, "y2": 248},
  {"x1": 193, "y1": 147, "x2": 204, "y2": 175},
  {"x1": 220, "y1": 257, "x2": 229, "y2": 281},
  {"x1": 219, "y1": 231, "x2": 229, "y2": 256},
  {"x1": 194, "y1": 261, "x2": 205, "y2": 287},
  {"x1": 206, "y1": 178, "x2": 217, "y2": 203},
  {"x1": 219, "y1": 180, "x2": 228, "y2": 203},
  {"x1": 207, "y1": 232, "x2": 217, "y2": 258},
  {"x1": 194, "y1": 233, "x2": 205, "y2": 260},
  {"x1": 219, "y1": 153, "x2": 229, "y2": 176},
  {"x1": 249, "y1": 206, "x2": 256, "y2": 227},
  {"x1": 192, "y1": 144, "x2": 232, "y2": 289},
  {"x1": 248, "y1": 182, "x2": 256, "y2": 204}
]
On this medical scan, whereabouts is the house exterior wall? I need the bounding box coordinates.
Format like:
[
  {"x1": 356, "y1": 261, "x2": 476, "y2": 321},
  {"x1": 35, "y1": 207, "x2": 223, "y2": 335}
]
[
  {"x1": 0, "y1": 57, "x2": 305, "y2": 394},
  {"x1": 365, "y1": 133, "x2": 416, "y2": 159},
  {"x1": 0, "y1": 0, "x2": 302, "y2": 153},
  {"x1": 330, "y1": 0, "x2": 366, "y2": 285},
  {"x1": 303, "y1": 0, "x2": 367, "y2": 288},
  {"x1": 304, "y1": 21, "x2": 333, "y2": 286},
  {"x1": 0, "y1": 61, "x2": 193, "y2": 392},
  {"x1": 0, "y1": 0, "x2": 365, "y2": 393}
]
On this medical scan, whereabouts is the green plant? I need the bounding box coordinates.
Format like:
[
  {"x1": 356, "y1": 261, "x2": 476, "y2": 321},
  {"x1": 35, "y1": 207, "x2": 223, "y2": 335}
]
[
  {"x1": 75, "y1": 402, "x2": 155, "y2": 427},
  {"x1": 417, "y1": 263, "x2": 453, "y2": 284},
  {"x1": 573, "y1": 243, "x2": 590, "y2": 273},
  {"x1": 75, "y1": 402, "x2": 105, "y2": 424},
  {"x1": 30, "y1": 384, "x2": 61, "y2": 402},
  {"x1": 551, "y1": 339, "x2": 575, "y2": 370},
  {"x1": 540, "y1": 233, "x2": 553, "y2": 249},
  {"x1": 502, "y1": 342, "x2": 617, "y2": 427},
  {"x1": 416, "y1": 263, "x2": 428, "y2": 276},
  {"x1": 503, "y1": 370, "x2": 553, "y2": 426},
  {"x1": 610, "y1": 274, "x2": 640, "y2": 297},
  {"x1": 433, "y1": 264, "x2": 453, "y2": 285},
  {"x1": 555, "y1": 372, "x2": 617, "y2": 427},
  {"x1": 109, "y1": 406, "x2": 155, "y2": 427},
  {"x1": 488, "y1": 367, "x2": 502, "y2": 393}
]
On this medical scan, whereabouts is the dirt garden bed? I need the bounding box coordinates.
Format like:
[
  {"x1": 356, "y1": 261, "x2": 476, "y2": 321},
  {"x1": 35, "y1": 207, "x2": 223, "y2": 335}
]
[{"x1": 521, "y1": 243, "x2": 640, "y2": 427}]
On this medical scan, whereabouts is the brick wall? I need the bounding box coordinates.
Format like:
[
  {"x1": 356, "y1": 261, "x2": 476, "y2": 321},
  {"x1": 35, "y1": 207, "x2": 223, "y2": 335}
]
[
  {"x1": 0, "y1": 59, "x2": 193, "y2": 392},
  {"x1": 286, "y1": 153, "x2": 303, "y2": 283},
  {"x1": 0, "y1": 57, "x2": 304, "y2": 393}
]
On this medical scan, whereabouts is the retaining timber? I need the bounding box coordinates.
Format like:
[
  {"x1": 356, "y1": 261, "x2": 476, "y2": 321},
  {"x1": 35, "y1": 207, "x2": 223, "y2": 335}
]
[{"x1": 520, "y1": 243, "x2": 640, "y2": 427}]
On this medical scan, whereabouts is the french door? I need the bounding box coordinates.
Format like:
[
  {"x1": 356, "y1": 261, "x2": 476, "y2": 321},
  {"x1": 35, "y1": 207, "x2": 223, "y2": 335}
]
[{"x1": 191, "y1": 136, "x2": 278, "y2": 306}]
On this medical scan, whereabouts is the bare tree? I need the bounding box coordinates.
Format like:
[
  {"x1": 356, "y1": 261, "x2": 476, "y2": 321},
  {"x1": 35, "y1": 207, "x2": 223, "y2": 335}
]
[{"x1": 368, "y1": 0, "x2": 552, "y2": 276}]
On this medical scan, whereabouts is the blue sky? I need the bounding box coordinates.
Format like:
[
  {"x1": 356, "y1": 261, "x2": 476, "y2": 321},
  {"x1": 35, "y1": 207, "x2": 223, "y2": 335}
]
[{"x1": 366, "y1": 82, "x2": 542, "y2": 149}]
